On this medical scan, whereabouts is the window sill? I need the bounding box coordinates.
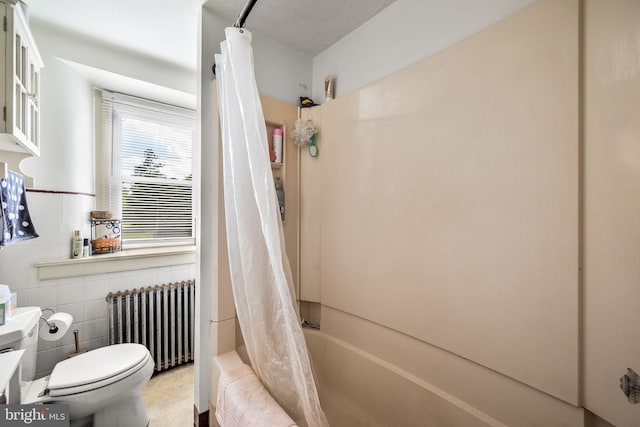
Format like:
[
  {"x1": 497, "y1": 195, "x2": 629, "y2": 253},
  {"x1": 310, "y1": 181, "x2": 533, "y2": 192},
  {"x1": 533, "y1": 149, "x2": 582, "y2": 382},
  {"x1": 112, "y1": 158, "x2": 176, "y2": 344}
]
[{"x1": 35, "y1": 245, "x2": 196, "y2": 280}]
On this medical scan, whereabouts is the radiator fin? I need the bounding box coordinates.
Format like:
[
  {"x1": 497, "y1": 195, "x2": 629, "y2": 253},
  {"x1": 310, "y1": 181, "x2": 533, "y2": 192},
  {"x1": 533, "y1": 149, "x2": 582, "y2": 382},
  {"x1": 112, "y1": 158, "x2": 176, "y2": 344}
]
[{"x1": 106, "y1": 280, "x2": 196, "y2": 372}]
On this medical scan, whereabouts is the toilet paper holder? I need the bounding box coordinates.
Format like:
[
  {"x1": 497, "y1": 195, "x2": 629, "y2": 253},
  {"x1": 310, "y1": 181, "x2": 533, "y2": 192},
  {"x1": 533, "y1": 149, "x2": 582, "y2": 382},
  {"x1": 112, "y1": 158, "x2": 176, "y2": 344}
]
[
  {"x1": 39, "y1": 308, "x2": 60, "y2": 334},
  {"x1": 38, "y1": 309, "x2": 73, "y2": 342}
]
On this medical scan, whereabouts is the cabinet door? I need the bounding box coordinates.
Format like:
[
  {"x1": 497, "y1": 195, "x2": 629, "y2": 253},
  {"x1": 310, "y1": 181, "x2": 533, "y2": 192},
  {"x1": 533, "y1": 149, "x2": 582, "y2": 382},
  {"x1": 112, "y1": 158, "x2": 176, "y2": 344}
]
[
  {"x1": 584, "y1": 1, "x2": 640, "y2": 426},
  {"x1": 2, "y1": 3, "x2": 41, "y2": 156},
  {"x1": 12, "y1": 15, "x2": 28, "y2": 141},
  {"x1": 10, "y1": 7, "x2": 40, "y2": 154},
  {"x1": 27, "y1": 51, "x2": 40, "y2": 149}
]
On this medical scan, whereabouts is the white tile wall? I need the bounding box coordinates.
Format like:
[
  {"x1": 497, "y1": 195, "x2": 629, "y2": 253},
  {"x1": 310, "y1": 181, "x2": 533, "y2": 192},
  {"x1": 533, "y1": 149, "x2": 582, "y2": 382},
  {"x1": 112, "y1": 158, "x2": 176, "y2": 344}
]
[
  {"x1": 82, "y1": 299, "x2": 106, "y2": 321},
  {"x1": 0, "y1": 192, "x2": 196, "y2": 377},
  {"x1": 83, "y1": 277, "x2": 108, "y2": 300},
  {"x1": 57, "y1": 280, "x2": 85, "y2": 305}
]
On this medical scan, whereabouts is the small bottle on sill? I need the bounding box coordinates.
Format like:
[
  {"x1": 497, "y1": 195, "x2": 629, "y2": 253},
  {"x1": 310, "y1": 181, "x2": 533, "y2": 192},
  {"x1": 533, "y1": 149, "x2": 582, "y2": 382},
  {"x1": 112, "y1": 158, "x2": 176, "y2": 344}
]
[
  {"x1": 71, "y1": 230, "x2": 83, "y2": 259},
  {"x1": 83, "y1": 238, "x2": 90, "y2": 257}
]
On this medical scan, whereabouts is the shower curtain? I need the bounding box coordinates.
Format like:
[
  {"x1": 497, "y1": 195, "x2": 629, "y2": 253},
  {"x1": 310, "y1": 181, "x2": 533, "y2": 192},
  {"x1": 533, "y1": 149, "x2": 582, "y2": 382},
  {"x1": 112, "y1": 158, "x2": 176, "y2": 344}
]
[{"x1": 214, "y1": 27, "x2": 329, "y2": 427}]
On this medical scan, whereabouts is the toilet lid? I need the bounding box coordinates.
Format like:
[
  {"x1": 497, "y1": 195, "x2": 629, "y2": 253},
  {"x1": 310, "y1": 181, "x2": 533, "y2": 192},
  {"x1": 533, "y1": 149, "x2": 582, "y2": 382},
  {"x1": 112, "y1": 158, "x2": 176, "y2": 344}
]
[{"x1": 48, "y1": 343, "x2": 150, "y2": 390}]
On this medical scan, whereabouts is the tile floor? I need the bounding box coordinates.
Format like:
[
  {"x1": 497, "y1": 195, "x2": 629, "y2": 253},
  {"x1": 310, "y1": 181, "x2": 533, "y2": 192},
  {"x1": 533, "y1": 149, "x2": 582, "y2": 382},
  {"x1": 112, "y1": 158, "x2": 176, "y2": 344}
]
[{"x1": 142, "y1": 363, "x2": 194, "y2": 426}]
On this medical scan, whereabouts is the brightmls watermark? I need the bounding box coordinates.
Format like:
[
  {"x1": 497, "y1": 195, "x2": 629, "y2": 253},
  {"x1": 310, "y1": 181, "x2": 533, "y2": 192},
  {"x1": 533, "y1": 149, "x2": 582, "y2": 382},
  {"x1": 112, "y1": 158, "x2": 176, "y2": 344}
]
[{"x1": 1, "y1": 405, "x2": 69, "y2": 426}]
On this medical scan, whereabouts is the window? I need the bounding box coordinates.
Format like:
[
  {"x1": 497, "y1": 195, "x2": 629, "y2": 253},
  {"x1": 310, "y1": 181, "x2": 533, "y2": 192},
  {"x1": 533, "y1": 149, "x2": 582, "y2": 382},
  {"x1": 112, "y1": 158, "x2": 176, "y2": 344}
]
[{"x1": 97, "y1": 91, "x2": 195, "y2": 248}]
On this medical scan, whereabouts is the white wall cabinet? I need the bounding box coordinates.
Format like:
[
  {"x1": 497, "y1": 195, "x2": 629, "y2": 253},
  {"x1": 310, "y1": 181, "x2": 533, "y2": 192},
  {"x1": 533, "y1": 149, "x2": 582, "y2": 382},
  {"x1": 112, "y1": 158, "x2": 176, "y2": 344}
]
[{"x1": 0, "y1": 0, "x2": 42, "y2": 158}]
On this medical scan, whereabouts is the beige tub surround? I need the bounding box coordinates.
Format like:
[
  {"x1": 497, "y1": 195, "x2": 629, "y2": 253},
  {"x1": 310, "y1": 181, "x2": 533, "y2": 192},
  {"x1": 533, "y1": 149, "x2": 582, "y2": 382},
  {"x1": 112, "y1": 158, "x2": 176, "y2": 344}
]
[
  {"x1": 299, "y1": 0, "x2": 637, "y2": 425},
  {"x1": 302, "y1": 0, "x2": 579, "y2": 416}
]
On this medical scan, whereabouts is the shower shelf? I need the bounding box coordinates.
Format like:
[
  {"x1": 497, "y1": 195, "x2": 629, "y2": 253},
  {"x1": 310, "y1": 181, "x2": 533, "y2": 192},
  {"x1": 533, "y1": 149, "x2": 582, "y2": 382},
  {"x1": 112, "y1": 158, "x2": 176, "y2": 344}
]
[{"x1": 266, "y1": 120, "x2": 285, "y2": 222}]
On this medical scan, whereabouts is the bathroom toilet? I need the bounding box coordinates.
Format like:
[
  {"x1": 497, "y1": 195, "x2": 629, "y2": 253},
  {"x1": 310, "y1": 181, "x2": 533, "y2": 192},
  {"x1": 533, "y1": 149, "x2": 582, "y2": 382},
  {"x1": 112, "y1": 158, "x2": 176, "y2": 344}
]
[{"x1": 0, "y1": 307, "x2": 154, "y2": 427}]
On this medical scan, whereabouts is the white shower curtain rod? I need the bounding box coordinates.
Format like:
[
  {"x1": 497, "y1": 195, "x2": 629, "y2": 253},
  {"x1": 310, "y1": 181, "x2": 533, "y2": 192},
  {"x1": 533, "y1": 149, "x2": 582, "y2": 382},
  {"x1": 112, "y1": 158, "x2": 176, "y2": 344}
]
[{"x1": 212, "y1": 0, "x2": 259, "y2": 77}]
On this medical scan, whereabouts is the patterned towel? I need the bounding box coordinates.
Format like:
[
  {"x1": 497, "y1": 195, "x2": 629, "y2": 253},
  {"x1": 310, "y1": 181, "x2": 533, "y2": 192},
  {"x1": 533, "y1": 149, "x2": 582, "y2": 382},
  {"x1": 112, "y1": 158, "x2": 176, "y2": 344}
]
[{"x1": 0, "y1": 170, "x2": 38, "y2": 247}]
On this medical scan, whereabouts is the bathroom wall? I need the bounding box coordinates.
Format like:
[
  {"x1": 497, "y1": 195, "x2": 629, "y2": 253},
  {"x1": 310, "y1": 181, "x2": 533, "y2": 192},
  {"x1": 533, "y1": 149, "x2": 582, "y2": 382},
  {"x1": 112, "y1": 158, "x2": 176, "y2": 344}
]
[
  {"x1": 311, "y1": 0, "x2": 537, "y2": 102},
  {"x1": 200, "y1": 4, "x2": 313, "y2": 105},
  {"x1": 23, "y1": 22, "x2": 197, "y2": 191},
  {"x1": 300, "y1": 0, "x2": 586, "y2": 425},
  {"x1": 0, "y1": 22, "x2": 196, "y2": 378}
]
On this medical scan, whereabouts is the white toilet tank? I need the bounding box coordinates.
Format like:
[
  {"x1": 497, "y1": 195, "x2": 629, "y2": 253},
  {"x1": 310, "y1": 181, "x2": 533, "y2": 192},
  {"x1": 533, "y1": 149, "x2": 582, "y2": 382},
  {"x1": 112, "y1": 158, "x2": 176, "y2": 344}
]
[{"x1": 0, "y1": 307, "x2": 41, "y2": 381}]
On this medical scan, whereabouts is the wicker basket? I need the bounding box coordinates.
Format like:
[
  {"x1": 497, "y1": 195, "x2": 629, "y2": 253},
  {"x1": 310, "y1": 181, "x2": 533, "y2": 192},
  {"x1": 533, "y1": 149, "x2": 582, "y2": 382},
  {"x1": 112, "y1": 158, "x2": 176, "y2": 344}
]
[
  {"x1": 91, "y1": 238, "x2": 121, "y2": 254},
  {"x1": 91, "y1": 219, "x2": 121, "y2": 254}
]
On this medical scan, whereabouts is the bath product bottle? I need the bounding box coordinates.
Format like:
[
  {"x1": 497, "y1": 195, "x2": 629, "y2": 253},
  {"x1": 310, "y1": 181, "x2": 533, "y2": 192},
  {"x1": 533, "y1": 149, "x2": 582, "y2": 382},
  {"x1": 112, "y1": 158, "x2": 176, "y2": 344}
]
[
  {"x1": 324, "y1": 75, "x2": 334, "y2": 102},
  {"x1": 83, "y1": 238, "x2": 90, "y2": 257},
  {"x1": 273, "y1": 128, "x2": 283, "y2": 163},
  {"x1": 275, "y1": 176, "x2": 285, "y2": 221},
  {"x1": 71, "y1": 230, "x2": 83, "y2": 259}
]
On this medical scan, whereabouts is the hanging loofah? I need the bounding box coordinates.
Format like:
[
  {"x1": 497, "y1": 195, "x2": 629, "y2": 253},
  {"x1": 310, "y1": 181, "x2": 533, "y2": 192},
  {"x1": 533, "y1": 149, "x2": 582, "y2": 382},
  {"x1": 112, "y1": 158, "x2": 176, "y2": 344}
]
[{"x1": 292, "y1": 118, "x2": 317, "y2": 147}]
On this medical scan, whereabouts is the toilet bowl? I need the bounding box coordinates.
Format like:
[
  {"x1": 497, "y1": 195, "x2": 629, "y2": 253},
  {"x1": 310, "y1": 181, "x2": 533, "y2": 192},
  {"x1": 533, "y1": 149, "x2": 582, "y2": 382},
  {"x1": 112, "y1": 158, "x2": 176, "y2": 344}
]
[
  {"x1": 23, "y1": 343, "x2": 154, "y2": 427},
  {"x1": 0, "y1": 307, "x2": 154, "y2": 427}
]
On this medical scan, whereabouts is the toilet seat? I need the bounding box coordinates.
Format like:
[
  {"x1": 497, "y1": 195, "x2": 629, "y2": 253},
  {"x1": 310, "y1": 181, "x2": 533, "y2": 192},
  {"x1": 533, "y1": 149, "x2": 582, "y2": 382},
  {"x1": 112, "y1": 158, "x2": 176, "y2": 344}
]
[{"x1": 47, "y1": 343, "x2": 152, "y2": 397}]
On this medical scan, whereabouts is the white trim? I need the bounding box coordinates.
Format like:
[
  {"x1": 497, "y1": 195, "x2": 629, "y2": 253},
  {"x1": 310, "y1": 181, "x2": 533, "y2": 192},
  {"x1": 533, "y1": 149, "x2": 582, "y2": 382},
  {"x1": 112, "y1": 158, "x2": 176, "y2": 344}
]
[
  {"x1": 100, "y1": 89, "x2": 195, "y2": 119},
  {"x1": 35, "y1": 245, "x2": 196, "y2": 280}
]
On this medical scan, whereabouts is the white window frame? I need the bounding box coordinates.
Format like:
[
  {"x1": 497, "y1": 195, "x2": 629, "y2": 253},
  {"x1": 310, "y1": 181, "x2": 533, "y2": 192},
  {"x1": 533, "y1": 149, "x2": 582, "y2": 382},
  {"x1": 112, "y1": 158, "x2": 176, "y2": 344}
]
[{"x1": 95, "y1": 90, "x2": 196, "y2": 249}]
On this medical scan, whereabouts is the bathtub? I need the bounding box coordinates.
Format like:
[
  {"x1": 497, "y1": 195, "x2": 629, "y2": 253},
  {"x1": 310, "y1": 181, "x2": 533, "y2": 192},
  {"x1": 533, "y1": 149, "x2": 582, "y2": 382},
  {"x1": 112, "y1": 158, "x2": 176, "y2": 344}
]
[
  {"x1": 302, "y1": 329, "x2": 500, "y2": 427},
  {"x1": 212, "y1": 325, "x2": 585, "y2": 427},
  {"x1": 211, "y1": 331, "x2": 502, "y2": 426}
]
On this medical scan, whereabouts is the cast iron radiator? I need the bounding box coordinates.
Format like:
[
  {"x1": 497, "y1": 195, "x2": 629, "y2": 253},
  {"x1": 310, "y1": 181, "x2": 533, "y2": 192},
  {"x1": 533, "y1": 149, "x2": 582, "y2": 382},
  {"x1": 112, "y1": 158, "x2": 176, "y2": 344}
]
[{"x1": 105, "y1": 280, "x2": 196, "y2": 372}]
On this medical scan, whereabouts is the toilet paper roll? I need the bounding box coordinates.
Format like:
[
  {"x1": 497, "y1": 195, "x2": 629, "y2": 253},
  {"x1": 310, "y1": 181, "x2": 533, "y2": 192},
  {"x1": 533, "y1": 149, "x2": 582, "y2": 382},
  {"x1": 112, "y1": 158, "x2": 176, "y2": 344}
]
[{"x1": 40, "y1": 312, "x2": 73, "y2": 341}]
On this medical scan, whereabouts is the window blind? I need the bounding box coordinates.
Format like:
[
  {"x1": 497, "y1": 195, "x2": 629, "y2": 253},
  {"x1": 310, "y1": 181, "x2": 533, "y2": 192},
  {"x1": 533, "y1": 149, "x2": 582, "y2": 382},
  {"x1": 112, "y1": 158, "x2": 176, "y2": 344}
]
[{"x1": 99, "y1": 91, "x2": 195, "y2": 247}]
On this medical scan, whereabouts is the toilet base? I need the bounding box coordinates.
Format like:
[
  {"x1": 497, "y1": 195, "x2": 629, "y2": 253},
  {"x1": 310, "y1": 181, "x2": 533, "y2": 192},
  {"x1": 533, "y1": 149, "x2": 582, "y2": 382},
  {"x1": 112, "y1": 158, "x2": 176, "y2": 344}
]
[
  {"x1": 23, "y1": 379, "x2": 150, "y2": 427},
  {"x1": 23, "y1": 377, "x2": 150, "y2": 427},
  {"x1": 93, "y1": 394, "x2": 149, "y2": 427}
]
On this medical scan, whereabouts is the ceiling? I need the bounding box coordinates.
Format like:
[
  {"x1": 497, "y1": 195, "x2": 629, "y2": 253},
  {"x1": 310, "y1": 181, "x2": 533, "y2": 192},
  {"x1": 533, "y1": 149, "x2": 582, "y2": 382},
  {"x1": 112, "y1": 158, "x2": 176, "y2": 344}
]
[
  {"x1": 24, "y1": 0, "x2": 397, "y2": 71},
  {"x1": 204, "y1": 0, "x2": 396, "y2": 57}
]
